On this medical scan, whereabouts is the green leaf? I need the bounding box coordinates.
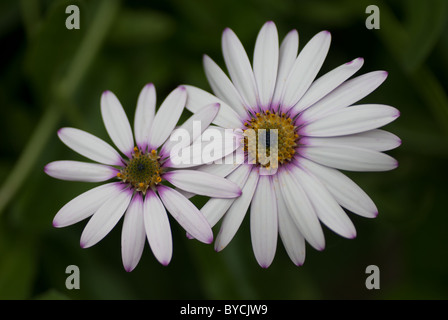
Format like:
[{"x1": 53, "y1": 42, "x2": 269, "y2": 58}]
[
  {"x1": 401, "y1": 0, "x2": 448, "y2": 72},
  {"x1": 33, "y1": 289, "x2": 70, "y2": 300},
  {"x1": 0, "y1": 227, "x2": 38, "y2": 299},
  {"x1": 108, "y1": 9, "x2": 176, "y2": 45},
  {"x1": 23, "y1": 0, "x2": 85, "y2": 105}
]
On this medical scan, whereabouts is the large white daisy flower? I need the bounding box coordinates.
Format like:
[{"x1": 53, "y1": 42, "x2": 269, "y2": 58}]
[
  {"x1": 45, "y1": 84, "x2": 241, "y2": 271},
  {"x1": 184, "y1": 21, "x2": 401, "y2": 268}
]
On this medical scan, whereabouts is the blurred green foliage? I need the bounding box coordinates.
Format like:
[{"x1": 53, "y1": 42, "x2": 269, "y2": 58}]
[{"x1": 0, "y1": 0, "x2": 447, "y2": 300}]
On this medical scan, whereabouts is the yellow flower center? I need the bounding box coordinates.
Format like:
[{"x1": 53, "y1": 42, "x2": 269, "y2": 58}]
[
  {"x1": 243, "y1": 111, "x2": 298, "y2": 168},
  {"x1": 117, "y1": 147, "x2": 162, "y2": 194}
]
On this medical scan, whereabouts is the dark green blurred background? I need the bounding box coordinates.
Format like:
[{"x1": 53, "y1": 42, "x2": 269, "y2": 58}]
[{"x1": 0, "y1": 0, "x2": 447, "y2": 300}]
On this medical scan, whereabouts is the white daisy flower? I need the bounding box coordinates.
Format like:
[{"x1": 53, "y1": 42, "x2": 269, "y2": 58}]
[
  {"x1": 183, "y1": 21, "x2": 401, "y2": 268},
  {"x1": 45, "y1": 84, "x2": 242, "y2": 271}
]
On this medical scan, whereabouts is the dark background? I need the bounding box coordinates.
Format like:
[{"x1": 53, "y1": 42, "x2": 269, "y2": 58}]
[{"x1": 0, "y1": 0, "x2": 447, "y2": 299}]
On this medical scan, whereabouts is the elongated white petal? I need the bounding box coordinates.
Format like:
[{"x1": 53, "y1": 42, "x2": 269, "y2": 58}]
[
  {"x1": 144, "y1": 190, "x2": 172, "y2": 265},
  {"x1": 299, "y1": 157, "x2": 377, "y2": 218},
  {"x1": 215, "y1": 168, "x2": 259, "y2": 251},
  {"x1": 253, "y1": 21, "x2": 279, "y2": 109},
  {"x1": 166, "y1": 126, "x2": 241, "y2": 168},
  {"x1": 302, "y1": 104, "x2": 400, "y2": 137},
  {"x1": 148, "y1": 86, "x2": 186, "y2": 150},
  {"x1": 161, "y1": 103, "x2": 220, "y2": 156},
  {"x1": 134, "y1": 83, "x2": 156, "y2": 151},
  {"x1": 294, "y1": 165, "x2": 356, "y2": 239},
  {"x1": 302, "y1": 129, "x2": 402, "y2": 151},
  {"x1": 58, "y1": 128, "x2": 123, "y2": 166},
  {"x1": 80, "y1": 188, "x2": 133, "y2": 248},
  {"x1": 272, "y1": 29, "x2": 299, "y2": 109},
  {"x1": 200, "y1": 164, "x2": 251, "y2": 226},
  {"x1": 101, "y1": 91, "x2": 134, "y2": 158},
  {"x1": 280, "y1": 31, "x2": 331, "y2": 108},
  {"x1": 222, "y1": 28, "x2": 258, "y2": 108},
  {"x1": 45, "y1": 161, "x2": 117, "y2": 182},
  {"x1": 121, "y1": 193, "x2": 146, "y2": 272},
  {"x1": 194, "y1": 162, "x2": 240, "y2": 178},
  {"x1": 174, "y1": 161, "x2": 242, "y2": 201},
  {"x1": 301, "y1": 145, "x2": 398, "y2": 172},
  {"x1": 278, "y1": 167, "x2": 325, "y2": 250},
  {"x1": 52, "y1": 182, "x2": 122, "y2": 228},
  {"x1": 250, "y1": 175, "x2": 278, "y2": 268},
  {"x1": 157, "y1": 186, "x2": 213, "y2": 244},
  {"x1": 203, "y1": 55, "x2": 248, "y2": 117},
  {"x1": 301, "y1": 71, "x2": 388, "y2": 122},
  {"x1": 163, "y1": 170, "x2": 241, "y2": 198},
  {"x1": 184, "y1": 85, "x2": 242, "y2": 129},
  {"x1": 272, "y1": 176, "x2": 306, "y2": 266},
  {"x1": 293, "y1": 57, "x2": 364, "y2": 114}
]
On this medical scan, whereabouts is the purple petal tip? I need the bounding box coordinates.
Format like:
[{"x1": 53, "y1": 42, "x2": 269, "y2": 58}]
[
  {"x1": 206, "y1": 235, "x2": 214, "y2": 244},
  {"x1": 125, "y1": 266, "x2": 134, "y2": 273},
  {"x1": 260, "y1": 263, "x2": 270, "y2": 269},
  {"x1": 161, "y1": 260, "x2": 171, "y2": 267}
]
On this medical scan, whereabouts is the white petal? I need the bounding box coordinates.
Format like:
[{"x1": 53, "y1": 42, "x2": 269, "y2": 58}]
[
  {"x1": 294, "y1": 165, "x2": 357, "y2": 239},
  {"x1": 301, "y1": 71, "x2": 388, "y2": 122},
  {"x1": 253, "y1": 21, "x2": 279, "y2": 109},
  {"x1": 301, "y1": 104, "x2": 400, "y2": 137},
  {"x1": 280, "y1": 31, "x2": 331, "y2": 108},
  {"x1": 144, "y1": 190, "x2": 172, "y2": 265},
  {"x1": 157, "y1": 186, "x2": 213, "y2": 244},
  {"x1": 52, "y1": 182, "x2": 122, "y2": 228},
  {"x1": 163, "y1": 170, "x2": 242, "y2": 198},
  {"x1": 58, "y1": 128, "x2": 123, "y2": 166},
  {"x1": 250, "y1": 175, "x2": 278, "y2": 268},
  {"x1": 203, "y1": 55, "x2": 248, "y2": 117},
  {"x1": 272, "y1": 29, "x2": 299, "y2": 110},
  {"x1": 299, "y1": 157, "x2": 378, "y2": 218},
  {"x1": 278, "y1": 167, "x2": 325, "y2": 250},
  {"x1": 121, "y1": 192, "x2": 146, "y2": 272},
  {"x1": 301, "y1": 144, "x2": 398, "y2": 172},
  {"x1": 302, "y1": 129, "x2": 402, "y2": 151},
  {"x1": 161, "y1": 103, "x2": 220, "y2": 156},
  {"x1": 222, "y1": 28, "x2": 258, "y2": 108},
  {"x1": 184, "y1": 85, "x2": 243, "y2": 129},
  {"x1": 148, "y1": 86, "x2": 186, "y2": 150},
  {"x1": 44, "y1": 161, "x2": 118, "y2": 182},
  {"x1": 165, "y1": 126, "x2": 241, "y2": 168},
  {"x1": 134, "y1": 83, "x2": 156, "y2": 151},
  {"x1": 194, "y1": 162, "x2": 240, "y2": 178},
  {"x1": 200, "y1": 164, "x2": 251, "y2": 226},
  {"x1": 293, "y1": 57, "x2": 364, "y2": 114},
  {"x1": 215, "y1": 167, "x2": 259, "y2": 251},
  {"x1": 101, "y1": 91, "x2": 134, "y2": 158},
  {"x1": 272, "y1": 176, "x2": 306, "y2": 266},
  {"x1": 80, "y1": 188, "x2": 133, "y2": 248}
]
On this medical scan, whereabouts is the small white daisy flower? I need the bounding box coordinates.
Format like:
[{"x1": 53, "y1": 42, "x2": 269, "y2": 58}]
[
  {"x1": 45, "y1": 84, "x2": 241, "y2": 271},
  {"x1": 184, "y1": 21, "x2": 401, "y2": 268}
]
